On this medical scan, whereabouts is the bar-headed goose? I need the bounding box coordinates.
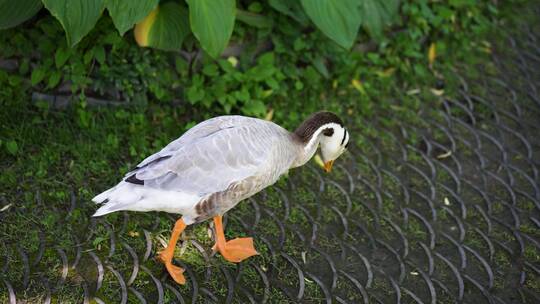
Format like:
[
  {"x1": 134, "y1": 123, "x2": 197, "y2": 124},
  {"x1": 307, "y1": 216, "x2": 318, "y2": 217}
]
[{"x1": 93, "y1": 111, "x2": 349, "y2": 284}]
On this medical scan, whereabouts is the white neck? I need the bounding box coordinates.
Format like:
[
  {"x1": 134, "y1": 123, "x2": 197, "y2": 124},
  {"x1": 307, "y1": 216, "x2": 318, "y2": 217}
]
[{"x1": 291, "y1": 123, "x2": 340, "y2": 168}]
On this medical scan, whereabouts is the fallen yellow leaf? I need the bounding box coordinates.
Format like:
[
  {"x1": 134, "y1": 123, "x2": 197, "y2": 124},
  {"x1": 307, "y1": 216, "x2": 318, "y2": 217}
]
[
  {"x1": 406, "y1": 88, "x2": 420, "y2": 95},
  {"x1": 375, "y1": 67, "x2": 396, "y2": 78},
  {"x1": 430, "y1": 88, "x2": 444, "y2": 96},
  {"x1": 351, "y1": 79, "x2": 366, "y2": 95},
  {"x1": 227, "y1": 56, "x2": 238, "y2": 67},
  {"x1": 444, "y1": 197, "x2": 451, "y2": 206},
  {"x1": 264, "y1": 108, "x2": 274, "y2": 121},
  {"x1": 0, "y1": 203, "x2": 12, "y2": 212},
  {"x1": 437, "y1": 150, "x2": 452, "y2": 159},
  {"x1": 314, "y1": 154, "x2": 324, "y2": 168},
  {"x1": 128, "y1": 231, "x2": 140, "y2": 237},
  {"x1": 428, "y1": 43, "x2": 436, "y2": 67},
  {"x1": 481, "y1": 47, "x2": 492, "y2": 54}
]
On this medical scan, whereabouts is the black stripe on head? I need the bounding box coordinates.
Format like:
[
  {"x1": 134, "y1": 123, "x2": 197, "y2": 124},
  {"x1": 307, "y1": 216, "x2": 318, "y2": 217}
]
[
  {"x1": 341, "y1": 129, "x2": 347, "y2": 145},
  {"x1": 126, "y1": 174, "x2": 144, "y2": 185},
  {"x1": 294, "y1": 111, "x2": 343, "y2": 143}
]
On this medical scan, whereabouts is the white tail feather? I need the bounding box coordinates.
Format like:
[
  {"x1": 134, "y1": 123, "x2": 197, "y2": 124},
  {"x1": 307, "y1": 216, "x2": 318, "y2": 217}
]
[{"x1": 92, "y1": 181, "x2": 200, "y2": 217}]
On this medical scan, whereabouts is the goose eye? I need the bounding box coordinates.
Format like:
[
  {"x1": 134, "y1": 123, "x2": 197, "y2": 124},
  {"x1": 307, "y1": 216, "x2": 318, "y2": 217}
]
[
  {"x1": 345, "y1": 142, "x2": 349, "y2": 149},
  {"x1": 322, "y1": 128, "x2": 334, "y2": 136}
]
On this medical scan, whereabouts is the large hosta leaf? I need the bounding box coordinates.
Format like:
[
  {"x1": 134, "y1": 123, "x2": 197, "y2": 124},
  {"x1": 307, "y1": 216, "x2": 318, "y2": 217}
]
[
  {"x1": 134, "y1": 2, "x2": 190, "y2": 51},
  {"x1": 186, "y1": 0, "x2": 235, "y2": 58},
  {"x1": 300, "y1": 0, "x2": 361, "y2": 49},
  {"x1": 42, "y1": 0, "x2": 105, "y2": 46},
  {"x1": 107, "y1": 0, "x2": 159, "y2": 35},
  {"x1": 359, "y1": 0, "x2": 399, "y2": 37},
  {"x1": 268, "y1": 0, "x2": 308, "y2": 24},
  {"x1": 0, "y1": 0, "x2": 42, "y2": 29}
]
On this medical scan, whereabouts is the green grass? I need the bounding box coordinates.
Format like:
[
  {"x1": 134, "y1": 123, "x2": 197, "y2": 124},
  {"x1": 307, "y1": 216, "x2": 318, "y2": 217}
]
[{"x1": 0, "y1": 72, "x2": 484, "y2": 302}]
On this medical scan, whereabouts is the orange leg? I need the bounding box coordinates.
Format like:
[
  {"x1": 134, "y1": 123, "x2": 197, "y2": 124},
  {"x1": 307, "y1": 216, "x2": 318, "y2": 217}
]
[
  {"x1": 157, "y1": 219, "x2": 187, "y2": 284},
  {"x1": 211, "y1": 216, "x2": 259, "y2": 263}
]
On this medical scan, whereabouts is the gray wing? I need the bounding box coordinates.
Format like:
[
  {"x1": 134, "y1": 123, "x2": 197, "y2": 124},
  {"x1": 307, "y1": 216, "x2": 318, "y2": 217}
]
[
  {"x1": 133, "y1": 116, "x2": 244, "y2": 169},
  {"x1": 127, "y1": 116, "x2": 285, "y2": 196}
]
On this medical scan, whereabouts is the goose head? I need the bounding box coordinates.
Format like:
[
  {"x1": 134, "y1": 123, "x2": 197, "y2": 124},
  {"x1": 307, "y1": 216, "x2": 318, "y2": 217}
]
[{"x1": 293, "y1": 111, "x2": 350, "y2": 172}]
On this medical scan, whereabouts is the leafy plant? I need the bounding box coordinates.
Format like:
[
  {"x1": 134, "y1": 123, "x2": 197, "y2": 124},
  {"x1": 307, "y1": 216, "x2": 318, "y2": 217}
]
[
  {"x1": 0, "y1": 0, "x2": 42, "y2": 29},
  {"x1": 1, "y1": 0, "x2": 401, "y2": 57},
  {"x1": 0, "y1": 0, "x2": 501, "y2": 126}
]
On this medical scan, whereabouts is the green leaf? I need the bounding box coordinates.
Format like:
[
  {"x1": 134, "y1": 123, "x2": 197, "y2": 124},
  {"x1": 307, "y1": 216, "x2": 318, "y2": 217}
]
[
  {"x1": 449, "y1": 0, "x2": 477, "y2": 8},
  {"x1": 248, "y1": 2, "x2": 263, "y2": 13},
  {"x1": 106, "y1": 0, "x2": 159, "y2": 35},
  {"x1": 359, "y1": 0, "x2": 399, "y2": 37},
  {"x1": 134, "y1": 2, "x2": 190, "y2": 51},
  {"x1": 19, "y1": 59, "x2": 30, "y2": 75},
  {"x1": 42, "y1": 0, "x2": 106, "y2": 46},
  {"x1": 312, "y1": 56, "x2": 329, "y2": 78},
  {"x1": 31, "y1": 67, "x2": 46, "y2": 86},
  {"x1": 242, "y1": 100, "x2": 266, "y2": 117},
  {"x1": 55, "y1": 47, "x2": 71, "y2": 68},
  {"x1": 300, "y1": 0, "x2": 361, "y2": 49},
  {"x1": 202, "y1": 64, "x2": 219, "y2": 77},
  {"x1": 187, "y1": 86, "x2": 205, "y2": 104},
  {"x1": 0, "y1": 0, "x2": 42, "y2": 29},
  {"x1": 175, "y1": 57, "x2": 188, "y2": 74},
  {"x1": 47, "y1": 70, "x2": 62, "y2": 88},
  {"x1": 93, "y1": 45, "x2": 105, "y2": 64},
  {"x1": 187, "y1": 0, "x2": 236, "y2": 58},
  {"x1": 83, "y1": 49, "x2": 94, "y2": 64},
  {"x1": 236, "y1": 9, "x2": 273, "y2": 29},
  {"x1": 6, "y1": 140, "x2": 18, "y2": 156}
]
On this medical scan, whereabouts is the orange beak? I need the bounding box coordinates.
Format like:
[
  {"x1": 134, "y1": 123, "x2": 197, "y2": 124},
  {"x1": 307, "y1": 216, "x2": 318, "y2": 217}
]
[{"x1": 323, "y1": 160, "x2": 334, "y2": 173}]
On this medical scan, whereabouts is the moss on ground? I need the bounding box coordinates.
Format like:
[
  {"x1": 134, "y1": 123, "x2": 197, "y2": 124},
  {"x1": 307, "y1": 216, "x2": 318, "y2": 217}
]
[{"x1": 2, "y1": 1, "x2": 539, "y2": 302}]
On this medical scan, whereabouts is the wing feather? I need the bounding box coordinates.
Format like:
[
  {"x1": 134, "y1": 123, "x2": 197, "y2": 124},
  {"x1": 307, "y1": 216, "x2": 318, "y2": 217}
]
[{"x1": 128, "y1": 116, "x2": 285, "y2": 196}]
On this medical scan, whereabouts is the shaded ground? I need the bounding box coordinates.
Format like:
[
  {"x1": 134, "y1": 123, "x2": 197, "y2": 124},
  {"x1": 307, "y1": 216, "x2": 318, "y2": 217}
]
[{"x1": 2, "y1": 5, "x2": 540, "y2": 304}]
